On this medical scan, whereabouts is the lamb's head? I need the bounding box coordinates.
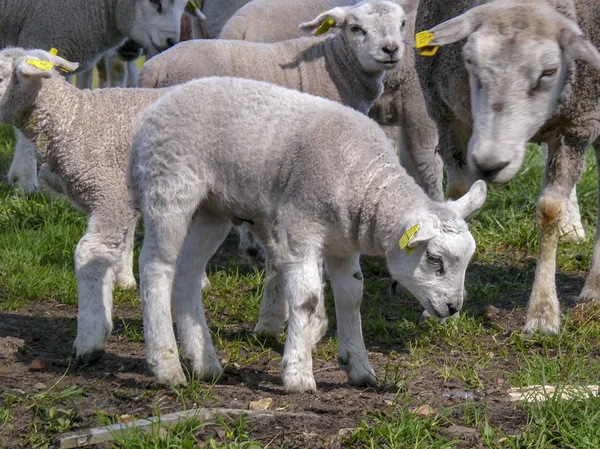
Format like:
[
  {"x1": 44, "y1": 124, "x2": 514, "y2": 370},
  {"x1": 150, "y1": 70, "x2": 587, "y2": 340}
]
[
  {"x1": 0, "y1": 48, "x2": 78, "y2": 126},
  {"x1": 386, "y1": 180, "x2": 487, "y2": 318},
  {"x1": 420, "y1": 0, "x2": 600, "y2": 184},
  {"x1": 300, "y1": 0, "x2": 417, "y2": 72},
  {"x1": 121, "y1": 0, "x2": 188, "y2": 57}
]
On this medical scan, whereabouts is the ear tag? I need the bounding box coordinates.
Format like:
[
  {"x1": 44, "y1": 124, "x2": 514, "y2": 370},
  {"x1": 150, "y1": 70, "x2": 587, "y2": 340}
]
[
  {"x1": 26, "y1": 60, "x2": 55, "y2": 71},
  {"x1": 49, "y1": 48, "x2": 58, "y2": 56},
  {"x1": 415, "y1": 30, "x2": 439, "y2": 57},
  {"x1": 399, "y1": 224, "x2": 420, "y2": 254},
  {"x1": 315, "y1": 15, "x2": 336, "y2": 36}
]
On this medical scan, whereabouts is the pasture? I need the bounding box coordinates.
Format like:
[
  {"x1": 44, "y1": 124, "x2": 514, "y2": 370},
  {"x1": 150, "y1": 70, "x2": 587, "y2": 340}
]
[{"x1": 1, "y1": 123, "x2": 600, "y2": 447}]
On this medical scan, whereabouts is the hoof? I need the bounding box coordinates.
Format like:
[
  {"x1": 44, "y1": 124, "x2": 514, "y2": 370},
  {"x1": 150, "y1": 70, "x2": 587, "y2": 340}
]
[
  {"x1": 76, "y1": 348, "x2": 105, "y2": 365},
  {"x1": 254, "y1": 322, "x2": 283, "y2": 339},
  {"x1": 283, "y1": 372, "x2": 317, "y2": 394},
  {"x1": 523, "y1": 316, "x2": 559, "y2": 335},
  {"x1": 116, "y1": 277, "x2": 138, "y2": 291},
  {"x1": 347, "y1": 364, "x2": 377, "y2": 387},
  {"x1": 153, "y1": 363, "x2": 187, "y2": 386}
]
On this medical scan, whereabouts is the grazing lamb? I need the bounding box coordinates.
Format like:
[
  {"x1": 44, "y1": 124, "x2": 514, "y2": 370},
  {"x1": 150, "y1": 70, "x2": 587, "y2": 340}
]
[
  {"x1": 219, "y1": 0, "x2": 442, "y2": 202},
  {"x1": 129, "y1": 76, "x2": 487, "y2": 392},
  {"x1": 0, "y1": 47, "x2": 174, "y2": 363},
  {"x1": 2, "y1": 0, "x2": 188, "y2": 192},
  {"x1": 414, "y1": 0, "x2": 600, "y2": 334}
]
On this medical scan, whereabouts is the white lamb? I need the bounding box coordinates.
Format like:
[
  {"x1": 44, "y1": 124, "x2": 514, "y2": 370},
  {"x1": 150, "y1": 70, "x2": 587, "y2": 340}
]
[
  {"x1": 0, "y1": 47, "x2": 174, "y2": 363},
  {"x1": 129, "y1": 76, "x2": 487, "y2": 392},
  {"x1": 2, "y1": 0, "x2": 188, "y2": 193}
]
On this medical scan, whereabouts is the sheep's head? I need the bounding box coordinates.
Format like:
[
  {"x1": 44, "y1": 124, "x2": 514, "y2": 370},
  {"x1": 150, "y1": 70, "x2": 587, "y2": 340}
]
[
  {"x1": 0, "y1": 48, "x2": 78, "y2": 126},
  {"x1": 386, "y1": 180, "x2": 487, "y2": 318},
  {"x1": 300, "y1": 0, "x2": 416, "y2": 72},
  {"x1": 125, "y1": 0, "x2": 188, "y2": 57},
  {"x1": 419, "y1": 0, "x2": 600, "y2": 184}
]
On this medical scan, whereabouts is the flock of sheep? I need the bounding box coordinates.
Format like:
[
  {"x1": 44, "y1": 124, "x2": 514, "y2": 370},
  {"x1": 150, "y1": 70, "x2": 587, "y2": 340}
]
[{"x1": 0, "y1": 0, "x2": 599, "y2": 394}]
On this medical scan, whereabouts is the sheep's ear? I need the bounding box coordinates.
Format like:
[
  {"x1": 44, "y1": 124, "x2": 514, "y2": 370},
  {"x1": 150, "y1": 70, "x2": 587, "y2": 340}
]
[
  {"x1": 185, "y1": 0, "x2": 206, "y2": 20},
  {"x1": 557, "y1": 15, "x2": 600, "y2": 70},
  {"x1": 398, "y1": 221, "x2": 435, "y2": 254},
  {"x1": 420, "y1": 7, "x2": 483, "y2": 48},
  {"x1": 399, "y1": 0, "x2": 418, "y2": 15},
  {"x1": 299, "y1": 6, "x2": 352, "y2": 36},
  {"x1": 449, "y1": 180, "x2": 487, "y2": 218}
]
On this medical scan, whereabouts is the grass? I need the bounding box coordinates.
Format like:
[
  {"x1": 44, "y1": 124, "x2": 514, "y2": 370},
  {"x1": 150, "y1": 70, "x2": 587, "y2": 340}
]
[{"x1": 2, "y1": 122, "x2": 600, "y2": 447}]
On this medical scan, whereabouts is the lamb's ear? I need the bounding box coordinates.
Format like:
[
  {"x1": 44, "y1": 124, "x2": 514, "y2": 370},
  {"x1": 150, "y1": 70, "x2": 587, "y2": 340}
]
[
  {"x1": 450, "y1": 180, "x2": 487, "y2": 218},
  {"x1": 398, "y1": 0, "x2": 418, "y2": 15},
  {"x1": 185, "y1": 0, "x2": 206, "y2": 20},
  {"x1": 399, "y1": 221, "x2": 436, "y2": 254},
  {"x1": 16, "y1": 53, "x2": 79, "y2": 80},
  {"x1": 299, "y1": 6, "x2": 352, "y2": 36},
  {"x1": 557, "y1": 15, "x2": 600, "y2": 70}
]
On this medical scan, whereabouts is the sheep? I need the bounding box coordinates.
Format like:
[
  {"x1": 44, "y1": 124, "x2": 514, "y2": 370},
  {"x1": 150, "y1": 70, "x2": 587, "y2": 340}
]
[
  {"x1": 414, "y1": 0, "x2": 600, "y2": 334},
  {"x1": 190, "y1": 0, "x2": 254, "y2": 39},
  {"x1": 129, "y1": 75, "x2": 488, "y2": 392},
  {"x1": 2, "y1": 0, "x2": 188, "y2": 193},
  {"x1": 219, "y1": 0, "x2": 442, "y2": 202},
  {"x1": 0, "y1": 47, "x2": 176, "y2": 363}
]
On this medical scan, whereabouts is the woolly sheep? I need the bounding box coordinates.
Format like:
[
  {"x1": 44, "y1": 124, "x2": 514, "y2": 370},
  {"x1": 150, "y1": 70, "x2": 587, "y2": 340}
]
[
  {"x1": 414, "y1": 0, "x2": 600, "y2": 334},
  {"x1": 191, "y1": 0, "x2": 253, "y2": 39},
  {"x1": 2, "y1": 0, "x2": 188, "y2": 192},
  {"x1": 129, "y1": 76, "x2": 487, "y2": 392},
  {"x1": 219, "y1": 0, "x2": 442, "y2": 201},
  {"x1": 0, "y1": 47, "x2": 174, "y2": 363}
]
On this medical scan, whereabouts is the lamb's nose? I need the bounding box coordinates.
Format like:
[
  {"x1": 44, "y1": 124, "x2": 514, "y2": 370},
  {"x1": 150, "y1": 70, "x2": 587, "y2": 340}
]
[
  {"x1": 382, "y1": 45, "x2": 398, "y2": 56},
  {"x1": 166, "y1": 38, "x2": 176, "y2": 48},
  {"x1": 472, "y1": 156, "x2": 510, "y2": 182},
  {"x1": 447, "y1": 303, "x2": 459, "y2": 316}
]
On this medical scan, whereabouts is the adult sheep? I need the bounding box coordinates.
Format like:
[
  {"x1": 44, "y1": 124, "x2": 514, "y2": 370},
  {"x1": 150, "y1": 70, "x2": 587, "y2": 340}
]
[
  {"x1": 129, "y1": 76, "x2": 487, "y2": 392},
  {"x1": 414, "y1": 0, "x2": 600, "y2": 334},
  {"x1": 2, "y1": 0, "x2": 188, "y2": 193}
]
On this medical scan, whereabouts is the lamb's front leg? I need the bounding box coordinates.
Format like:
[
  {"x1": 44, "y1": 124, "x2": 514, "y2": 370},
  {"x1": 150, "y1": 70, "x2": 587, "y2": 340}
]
[
  {"x1": 325, "y1": 254, "x2": 376, "y2": 387},
  {"x1": 7, "y1": 129, "x2": 38, "y2": 193},
  {"x1": 280, "y1": 250, "x2": 323, "y2": 393},
  {"x1": 171, "y1": 211, "x2": 231, "y2": 381},
  {"x1": 255, "y1": 256, "x2": 288, "y2": 339},
  {"x1": 524, "y1": 138, "x2": 585, "y2": 334},
  {"x1": 580, "y1": 143, "x2": 600, "y2": 301}
]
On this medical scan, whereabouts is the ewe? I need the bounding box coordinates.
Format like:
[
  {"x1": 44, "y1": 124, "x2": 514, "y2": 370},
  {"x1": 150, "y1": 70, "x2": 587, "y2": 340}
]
[
  {"x1": 0, "y1": 48, "x2": 173, "y2": 363},
  {"x1": 129, "y1": 76, "x2": 487, "y2": 392},
  {"x1": 414, "y1": 0, "x2": 600, "y2": 334}
]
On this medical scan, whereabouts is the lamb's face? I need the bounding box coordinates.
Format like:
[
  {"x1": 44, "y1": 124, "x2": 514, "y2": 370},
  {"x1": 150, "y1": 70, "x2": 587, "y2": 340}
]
[
  {"x1": 129, "y1": 0, "x2": 188, "y2": 56},
  {"x1": 462, "y1": 30, "x2": 567, "y2": 184},
  {"x1": 343, "y1": 1, "x2": 407, "y2": 72},
  {"x1": 386, "y1": 221, "x2": 476, "y2": 318}
]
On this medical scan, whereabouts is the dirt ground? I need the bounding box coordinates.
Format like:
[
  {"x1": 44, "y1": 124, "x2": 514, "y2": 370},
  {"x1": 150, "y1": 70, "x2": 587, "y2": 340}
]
[{"x1": 0, "y1": 236, "x2": 587, "y2": 449}]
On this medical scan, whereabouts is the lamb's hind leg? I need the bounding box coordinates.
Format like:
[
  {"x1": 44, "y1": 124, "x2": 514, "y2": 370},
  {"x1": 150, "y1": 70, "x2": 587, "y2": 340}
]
[
  {"x1": 579, "y1": 141, "x2": 600, "y2": 301},
  {"x1": 74, "y1": 213, "x2": 137, "y2": 362},
  {"x1": 326, "y1": 254, "x2": 375, "y2": 387},
  {"x1": 115, "y1": 220, "x2": 138, "y2": 290},
  {"x1": 524, "y1": 138, "x2": 585, "y2": 334},
  {"x1": 171, "y1": 210, "x2": 231, "y2": 381}
]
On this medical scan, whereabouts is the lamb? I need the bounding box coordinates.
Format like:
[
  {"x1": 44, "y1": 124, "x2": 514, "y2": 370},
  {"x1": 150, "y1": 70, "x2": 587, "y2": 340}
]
[
  {"x1": 414, "y1": 0, "x2": 600, "y2": 334},
  {"x1": 0, "y1": 47, "x2": 175, "y2": 363},
  {"x1": 219, "y1": 0, "x2": 442, "y2": 201},
  {"x1": 2, "y1": 0, "x2": 188, "y2": 193},
  {"x1": 129, "y1": 76, "x2": 487, "y2": 392}
]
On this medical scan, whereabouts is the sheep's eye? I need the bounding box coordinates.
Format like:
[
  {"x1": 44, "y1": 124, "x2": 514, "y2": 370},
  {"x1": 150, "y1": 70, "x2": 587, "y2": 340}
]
[
  {"x1": 350, "y1": 25, "x2": 366, "y2": 35},
  {"x1": 426, "y1": 252, "x2": 444, "y2": 275},
  {"x1": 541, "y1": 68, "x2": 557, "y2": 77},
  {"x1": 401, "y1": 20, "x2": 406, "y2": 29},
  {"x1": 149, "y1": 0, "x2": 162, "y2": 13}
]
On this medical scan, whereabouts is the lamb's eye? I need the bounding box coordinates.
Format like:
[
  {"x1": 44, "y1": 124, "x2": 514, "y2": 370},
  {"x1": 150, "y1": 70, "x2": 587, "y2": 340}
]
[
  {"x1": 541, "y1": 68, "x2": 557, "y2": 77},
  {"x1": 401, "y1": 20, "x2": 406, "y2": 29},
  {"x1": 149, "y1": 0, "x2": 162, "y2": 13},
  {"x1": 350, "y1": 25, "x2": 366, "y2": 35},
  {"x1": 426, "y1": 252, "x2": 445, "y2": 275}
]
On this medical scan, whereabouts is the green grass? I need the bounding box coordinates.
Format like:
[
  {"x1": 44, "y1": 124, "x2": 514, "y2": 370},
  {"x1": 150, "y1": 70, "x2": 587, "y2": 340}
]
[{"x1": 3, "y1": 122, "x2": 600, "y2": 447}]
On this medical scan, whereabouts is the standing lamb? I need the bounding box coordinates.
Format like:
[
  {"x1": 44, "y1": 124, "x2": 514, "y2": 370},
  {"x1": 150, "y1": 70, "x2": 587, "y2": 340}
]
[
  {"x1": 0, "y1": 47, "x2": 174, "y2": 363},
  {"x1": 219, "y1": 0, "x2": 442, "y2": 202},
  {"x1": 129, "y1": 76, "x2": 487, "y2": 392},
  {"x1": 2, "y1": 0, "x2": 188, "y2": 193},
  {"x1": 414, "y1": 0, "x2": 600, "y2": 334}
]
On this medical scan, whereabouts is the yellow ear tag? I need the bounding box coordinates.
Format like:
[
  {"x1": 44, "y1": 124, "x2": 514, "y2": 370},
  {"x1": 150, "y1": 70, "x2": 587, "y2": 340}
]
[
  {"x1": 399, "y1": 224, "x2": 420, "y2": 254},
  {"x1": 315, "y1": 16, "x2": 336, "y2": 36},
  {"x1": 415, "y1": 30, "x2": 439, "y2": 57},
  {"x1": 25, "y1": 59, "x2": 55, "y2": 71},
  {"x1": 49, "y1": 48, "x2": 58, "y2": 56}
]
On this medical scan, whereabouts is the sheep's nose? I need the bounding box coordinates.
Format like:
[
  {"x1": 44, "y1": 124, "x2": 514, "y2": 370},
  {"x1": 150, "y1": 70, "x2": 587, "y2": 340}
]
[
  {"x1": 382, "y1": 45, "x2": 398, "y2": 56},
  {"x1": 447, "y1": 303, "x2": 459, "y2": 316},
  {"x1": 472, "y1": 156, "x2": 510, "y2": 182},
  {"x1": 247, "y1": 248, "x2": 259, "y2": 257},
  {"x1": 166, "y1": 38, "x2": 177, "y2": 48}
]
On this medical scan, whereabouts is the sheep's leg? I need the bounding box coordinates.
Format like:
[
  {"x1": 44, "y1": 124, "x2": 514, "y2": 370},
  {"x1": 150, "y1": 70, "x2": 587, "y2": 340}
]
[
  {"x1": 524, "y1": 138, "x2": 585, "y2": 334},
  {"x1": 539, "y1": 144, "x2": 585, "y2": 243},
  {"x1": 326, "y1": 254, "x2": 375, "y2": 387},
  {"x1": 115, "y1": 219, "x2": 138, "y2": 290},
  {"x1": 236, "y1": 225, "x2": 266, "y2": 268},
  {"x1": 255, "y1": 254, "x2": 288, "y2": 338},
  {"x1": 75, "y1": 68, "x2": 94, "y2": 89},
  {"x1": 7, "y1": 129, "x2": 38, "y2": 193},
  {"x1": 126, "y1": 60, "x2": 139, "y2": 88},
  {"x1": 74, "y1": 225, "x2": 127, "y2": 362},
  {"x1": 580, "y1": 141, "x2": 600, "y2": 301},
  {"x1": 140, "y1": 203, "x2": 201, "y2": 386},
  {"x1": 437, "y1": 121, "x2": 473, "y2": 200},
  {"x1": 171, "y1": 210, "x2": 231, "y2": 381},
  {"x1": 280, "y1": 249, "x2": 323, "y2": 393}
]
